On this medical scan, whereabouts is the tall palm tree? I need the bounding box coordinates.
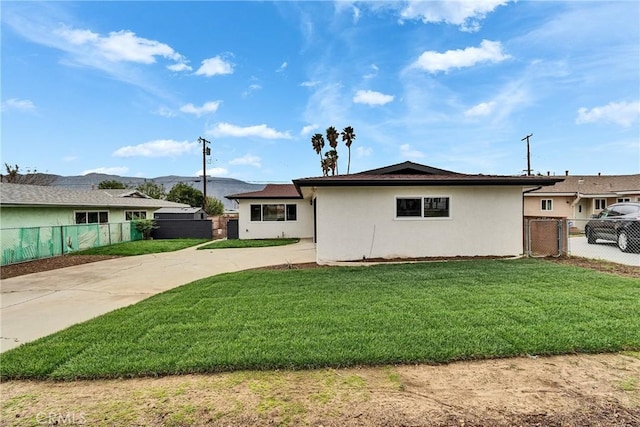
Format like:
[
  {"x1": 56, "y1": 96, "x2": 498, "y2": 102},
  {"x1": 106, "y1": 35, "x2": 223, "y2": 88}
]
[
  {"x1": 311, "y1": 133, "x2": 325, "y2": 174},
  {"x1": 341, "y1": 126, "x2": 356, "y2": 174},
  {"x1": 326, "y1": 126, "x2": 340, "y2": 174}
]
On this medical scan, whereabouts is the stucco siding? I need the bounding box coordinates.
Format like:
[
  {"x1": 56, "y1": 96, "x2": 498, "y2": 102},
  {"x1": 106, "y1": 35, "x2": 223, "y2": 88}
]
[
  {"x1": 523, "y1": 196, "x2": 574, "y2": 218},
  {"x1": 315, "y1": 186, "x2": 524, "y2": 262},
  {"x1": 238, "y1": 199, "x2": 313, "y2": 239}
]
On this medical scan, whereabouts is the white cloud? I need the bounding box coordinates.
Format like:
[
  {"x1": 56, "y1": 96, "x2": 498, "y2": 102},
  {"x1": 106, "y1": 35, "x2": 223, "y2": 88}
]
[
  {"x1": 276, "y1": 62, "x2": 287, "y2": 72},
  {"x1": 55, "y1": 27, "x2": 187, "y2": 68},
  {"x1": 194, "y1": 167, "x2": 228, "y2": 177},
  {"x1": 167, "y1": 62, "x2": 192, "y2": 72},
  {"x1": 195, "y1": 55, "x2": 234, "y2": 77},
  {"x1": 179, "y1": 101, "x2": 221, "y2": 117},
  {"x1": 230, "y1": 154, "x2": 262, "y2": 167},
  {"x1": 576, "y1": 101, "x2": 640, "y2": 127},
  {"x1": 242, "y1": 84, "x2": 262, "y2": 98},
  {"x1": 301, "y1": 124, "x2": 319, "y2": 136},
  {"x1": 398, "y1": 0, "x2": 511, "y2": 32},
  {"x1": 364, "y1": 64, "x2": 379, "y2": 79},
  {"x1": 300, "y1": 80, "x2": 321, "y2": 87},
  {"x1": 356, "y1": 146, "x2": 373, "y2": 157},
  {"x1": 82, "y1": 166, "x2": 129, "y2": 175},
  {"x1": 113, "y1": 139, "x2": 199, "y2": 157},
  {"x1": 353, "y1": 90, "x2": 394, "y2": 106},
  {"x1": 1, "y1": 98, "x2": 36, "y2": 112},
  {"x1": 207, "y1": 123, "x2": 292, "y2": 139},
  {"x1": 464, "y1": 101, "x2": 496, "y2": 117},
  {"x1": 413, "y1": 40, "x2": 510, "y2": 73},
  {"x1": 400, "y1": 143, "x2": 425, "y2": 159}
]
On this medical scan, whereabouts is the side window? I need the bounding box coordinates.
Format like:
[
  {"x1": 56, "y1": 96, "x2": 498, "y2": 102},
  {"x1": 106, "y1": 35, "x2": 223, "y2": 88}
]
[
  {"x1": 541, "y1": 199, "x2": 553, "y2": 211},
  {"x1": 286, "y1": 204, "x2": 297, "y2": 221},
  {"x1": 250, "y1": 205, "x2": 262, "y2": 221},
  {"x1": 396, "y1": 198, "x2": 422, "y2": 217}
]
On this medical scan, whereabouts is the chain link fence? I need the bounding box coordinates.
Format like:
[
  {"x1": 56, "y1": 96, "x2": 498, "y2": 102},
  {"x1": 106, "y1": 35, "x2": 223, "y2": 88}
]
[
  {"x1": 525, "y1": 218, "x2": 639, "y2": 267},
  {"x1": 1, "y1": 223, "x2": 143, "y2": 266}
]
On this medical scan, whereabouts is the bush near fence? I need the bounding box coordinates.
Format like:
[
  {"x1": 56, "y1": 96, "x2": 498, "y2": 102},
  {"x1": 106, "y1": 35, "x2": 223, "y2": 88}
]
[{"x1": 1, "y1": 223, "x2": 143, "y2": 266}]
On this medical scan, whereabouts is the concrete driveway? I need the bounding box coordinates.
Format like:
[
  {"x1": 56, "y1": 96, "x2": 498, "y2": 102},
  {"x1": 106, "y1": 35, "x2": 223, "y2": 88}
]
[
  {"x1": 1, "y1": 240, "x2": 316, "y2": 352},
  {"x1": 568, "y1": 236, "x2": 640, "y2": 267}
]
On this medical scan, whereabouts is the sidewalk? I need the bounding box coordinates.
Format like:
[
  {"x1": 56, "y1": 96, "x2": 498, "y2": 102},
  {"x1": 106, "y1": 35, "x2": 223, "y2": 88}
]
[{"x1": 1, "y1": 240, "x2": 316, "y2": 352}]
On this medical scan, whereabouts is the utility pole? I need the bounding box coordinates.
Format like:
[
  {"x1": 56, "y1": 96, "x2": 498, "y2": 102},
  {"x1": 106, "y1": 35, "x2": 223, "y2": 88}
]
[
  {"x1": 198, "y1": 137, "x2": 211, "y2": 210},
  {"x1": 521, "y1": 133, "x2": 533, "y2": 176}
]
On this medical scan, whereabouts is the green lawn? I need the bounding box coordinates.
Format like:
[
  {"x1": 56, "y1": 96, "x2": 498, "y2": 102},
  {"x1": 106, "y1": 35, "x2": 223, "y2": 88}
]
[
  {"x1": 73, "y1": 239, "x2": 210, "y2": 256},
  {"x1": 198, "y1": 238, "x2": 299, "y2": 250},
  {"x1": 2, "y1": 259, "x2": 639, "y2": 380}
]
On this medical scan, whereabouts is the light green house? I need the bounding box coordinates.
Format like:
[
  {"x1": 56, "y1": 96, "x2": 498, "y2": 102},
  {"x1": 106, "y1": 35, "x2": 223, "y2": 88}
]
[{"x1": 0, "y1": 183, "x2": 188, "y2": 264}]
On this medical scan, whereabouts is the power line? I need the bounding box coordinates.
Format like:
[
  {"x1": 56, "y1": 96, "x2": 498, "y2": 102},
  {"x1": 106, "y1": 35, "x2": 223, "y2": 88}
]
[
  {"x1": 521, "y1": 133, "x2": 533, "y2": 176},
  {"x1": 197, "y1": 137, "x2": 211, "y2": 210}
]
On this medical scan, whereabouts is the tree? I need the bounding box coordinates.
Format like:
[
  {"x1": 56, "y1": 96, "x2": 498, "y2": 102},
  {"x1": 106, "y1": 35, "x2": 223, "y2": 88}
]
[
  {"x1": 98, "y1": 180, "x2": 127, "y2": 189},
  {"x1": 166, "y1": 182, "x2": 203, "y2": 207},
  {"x1": 341, "y1": 126, "x2": 356, "y2": 174},
  {"x1": 3, "y1": 163, "x2": 19, "y2": 183},
  {"x1": 136, "y1": 181, "x2": 166, "y2": 200},
  {"x1": 205, "y1": 197, "x2": 225, "y2": 216},
  {"x1": 326, "y1": 126, "x2": 340, "y2": 174},
  {"x1": 324, "y1": 150, "x2": 338, "y2": 176},
  {"x1": 311, "y1": 133, "x2": 325, "y2": 174}
]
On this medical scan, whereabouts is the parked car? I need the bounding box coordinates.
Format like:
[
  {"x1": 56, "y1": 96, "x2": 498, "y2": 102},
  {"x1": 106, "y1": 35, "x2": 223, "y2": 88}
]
[{"x1": 584, "y1": 202, "x2": 640, "y2": 253}]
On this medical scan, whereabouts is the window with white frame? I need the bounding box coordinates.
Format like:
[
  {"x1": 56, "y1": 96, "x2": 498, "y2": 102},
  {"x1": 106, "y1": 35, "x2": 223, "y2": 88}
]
[
  {"x1": 75, "y1": 211, "x2": 109, "y2": 224},
  {"x1": 125, "y1": 211, "x2": 147, "y2": 221},
  {"x1": 250, "y1": 204, "x2": 297, "y2": 221},
  {"x1": 617, "y1": 198, "x2": 630, "y2": 203},
  {"x1": 595, "y1": 199, "x2": 607, "y2": 210},
  {"x1": 396, "y1": 197, "x2": 450, "y2": 218},
  {"x1": 541, "y1": 199, "x2": 553, "y2": 211}
]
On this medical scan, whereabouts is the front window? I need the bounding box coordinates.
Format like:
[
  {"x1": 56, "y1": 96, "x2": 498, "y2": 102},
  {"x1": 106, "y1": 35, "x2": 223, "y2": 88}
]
[
  {"x1": 125, "y1": 211, "x2": 147, "y2": 221},
  {"x1": 396, "y1": 197, "x2": 450, "y2": 219},
  {"x1": 250, "y1": 204, "x2": 297, "y2": 222},
  {"x1": 75, "y1": 211, "x2": 109, "y2": 224},
  {"x1": 595, "y1": 199, "x2": 607, "y2": 210},
  {"x1": 541, "y1": 199, "x2": 553, "y2": 211},
  {"x1": 617, "y1": 198, "x2": 630, "y2": 203}
]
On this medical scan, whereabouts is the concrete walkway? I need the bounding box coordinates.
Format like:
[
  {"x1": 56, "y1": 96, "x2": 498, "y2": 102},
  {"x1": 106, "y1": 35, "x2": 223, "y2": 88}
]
[{"x1": 0, "y1": 240, "x2": 316, "y2": 352}]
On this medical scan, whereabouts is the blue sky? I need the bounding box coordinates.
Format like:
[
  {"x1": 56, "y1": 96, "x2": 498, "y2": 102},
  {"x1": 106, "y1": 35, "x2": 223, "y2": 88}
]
[{"x1": 2, "y1": 1, "x2": 639, "y2": 183}]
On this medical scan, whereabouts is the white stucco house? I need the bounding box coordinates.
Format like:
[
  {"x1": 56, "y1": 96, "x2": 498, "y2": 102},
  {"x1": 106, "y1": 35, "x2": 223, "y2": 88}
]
[{"x1": 228, "y1": 162, "x2": 564, "y2": 263}]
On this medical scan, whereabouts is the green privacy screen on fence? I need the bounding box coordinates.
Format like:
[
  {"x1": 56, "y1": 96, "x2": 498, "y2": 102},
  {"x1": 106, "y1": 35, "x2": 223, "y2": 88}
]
[{"x1": 1, "y1": 223, "x2": 143, "y2": 266}]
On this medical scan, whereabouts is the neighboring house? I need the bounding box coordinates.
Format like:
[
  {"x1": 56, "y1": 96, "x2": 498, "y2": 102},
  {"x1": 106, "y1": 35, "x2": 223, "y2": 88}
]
[
  {"x1": 228, "y1": 162, "x2": 563, "y2": 263},
  {"x1": 226, "y1": 184, "x2": 314, "y2": 240},
  {"x1": 524, "y1": 173, "x2": 640, "y2": 222},
  {"x1": 154, "y1": 207, "x2": 207, "y2": 220},
  {"x1": 0, "y1": 183, "x2": 188, "y2": 229}
]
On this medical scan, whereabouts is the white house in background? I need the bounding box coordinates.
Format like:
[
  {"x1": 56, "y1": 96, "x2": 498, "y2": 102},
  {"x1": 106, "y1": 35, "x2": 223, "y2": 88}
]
[
  {"x1": 228, "y1": 162, "x2": 563, "y2": 263},
  {"x1": 524, "y1": 173, "x2": 640, "y2": 222},
  {"x1": 226, "y1": 184, "x2": 314, "y2": 240}
]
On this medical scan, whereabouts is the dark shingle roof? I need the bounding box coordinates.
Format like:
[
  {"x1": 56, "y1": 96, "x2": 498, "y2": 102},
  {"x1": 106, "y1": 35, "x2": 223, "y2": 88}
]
[{"x1": 0, "y1": 183, "x2": 189, "y2": 208}]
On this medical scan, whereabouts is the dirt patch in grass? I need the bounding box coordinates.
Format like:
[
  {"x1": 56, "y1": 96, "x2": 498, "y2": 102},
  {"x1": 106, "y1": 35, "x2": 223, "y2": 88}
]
[{"x1": 2, "y1": 353, "x2": 639, "y2": 426}]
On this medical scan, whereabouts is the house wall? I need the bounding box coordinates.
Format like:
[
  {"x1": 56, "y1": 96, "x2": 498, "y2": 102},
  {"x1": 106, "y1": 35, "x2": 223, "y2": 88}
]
[
  {"x1": 0, "y1": 206, "x2": 154, "y2": 229},
  {"x1": 237, "y1": 199, "x2": 313, "y2": 239},
  {"x1": 314, "y1": 186, "x2": 524, "y2": 262},
  {"x1": 523, "y1": 196, "x2": 574, "y2": 219}
]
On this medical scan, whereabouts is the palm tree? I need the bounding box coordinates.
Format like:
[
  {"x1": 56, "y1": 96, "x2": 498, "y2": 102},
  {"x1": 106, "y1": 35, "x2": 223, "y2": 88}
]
[
  {"x1": 311, "y1": 133, "x2": 325, "y2": 174},
  {"x1": 326, "y1": 126, "x2": 340, "y2": 174},
  {"x1": 324, "y1": 150, "x2": 338, "y2": 176},
  {"x1": 341, "y1": 126, "x2": 356, "y2": 174}
]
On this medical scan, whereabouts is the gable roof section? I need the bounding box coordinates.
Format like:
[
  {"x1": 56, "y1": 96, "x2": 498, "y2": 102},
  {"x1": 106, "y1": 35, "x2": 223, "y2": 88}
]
[
  {"x1": 358, "y1": 161, "x2": 459, "y2": 176},
  {"x1": 226, "y1": 184, "x2": 301, "y2": 200},
  {"x1": 524, "y1": 174, "x2": 640, "y2": 197},
  {"x1": 0, "y1": 183, "x2": 189, "y2": 209},
  {"x1": 154, "y1": 207, "x2": 205, "y2": 214}
]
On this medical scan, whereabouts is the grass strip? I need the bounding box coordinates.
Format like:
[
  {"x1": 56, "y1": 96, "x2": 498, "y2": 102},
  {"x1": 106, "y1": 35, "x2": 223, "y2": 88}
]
[
  {"x1": 1, "y1": 259, "x2": 638, "y2": 380},
  {"x1": 72, "y1": 239, "x2": 210, "y2": 256},
  {"x1": 198, "y1": 238, "x2": 299, "y2": 250}
]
